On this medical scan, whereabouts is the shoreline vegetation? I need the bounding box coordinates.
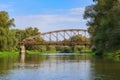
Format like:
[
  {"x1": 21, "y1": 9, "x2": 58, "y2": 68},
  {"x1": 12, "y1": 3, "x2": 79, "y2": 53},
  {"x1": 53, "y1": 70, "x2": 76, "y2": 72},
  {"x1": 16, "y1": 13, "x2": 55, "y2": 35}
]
[
  {"x1": 0, "y1": 50, "x2": 120, "y2": 62},
  {"x1": 0, "y1": 50, "x2": 93, "y2": 57},
  {"x1": 0, "y1": 51, "x2": 120, "y2": 62},
  {"x1": 0, "y1": 52, "x2": 19, "y2": 57}
]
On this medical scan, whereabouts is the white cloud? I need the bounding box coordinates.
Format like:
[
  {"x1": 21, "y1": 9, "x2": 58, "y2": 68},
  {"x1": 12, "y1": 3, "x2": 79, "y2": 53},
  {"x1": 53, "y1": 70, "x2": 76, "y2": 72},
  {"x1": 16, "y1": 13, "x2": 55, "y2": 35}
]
[
  {"x1": 69, "y1": 7, "x2": 85, "y2": 15},
  {"x1": 14, "y1": 7, "x2": 87, "y2": 32}
]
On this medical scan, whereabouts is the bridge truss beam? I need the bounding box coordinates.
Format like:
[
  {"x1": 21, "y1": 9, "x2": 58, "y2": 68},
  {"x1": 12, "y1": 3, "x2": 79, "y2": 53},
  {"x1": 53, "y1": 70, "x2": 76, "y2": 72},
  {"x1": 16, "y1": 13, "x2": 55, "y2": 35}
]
[{"x1": 22, "y1": 29, "x2": 90, "y2": 46}]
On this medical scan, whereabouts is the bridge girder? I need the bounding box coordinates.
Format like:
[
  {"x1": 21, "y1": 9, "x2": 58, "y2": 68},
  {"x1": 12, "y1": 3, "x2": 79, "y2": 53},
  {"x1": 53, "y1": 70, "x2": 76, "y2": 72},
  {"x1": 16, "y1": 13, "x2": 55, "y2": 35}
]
[{"x1": 21, "y1": 29, "x2": 90, "y2": 46}]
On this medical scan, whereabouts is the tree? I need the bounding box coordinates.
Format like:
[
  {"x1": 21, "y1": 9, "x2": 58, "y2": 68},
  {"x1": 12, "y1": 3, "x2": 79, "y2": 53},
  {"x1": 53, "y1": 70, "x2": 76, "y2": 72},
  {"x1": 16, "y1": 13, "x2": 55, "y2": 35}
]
[
  {"x1": 84, "y1": 0, "x2": 120, "y2": 55},
  {"x1": 0, "y1": 11, "x2": 17, "y2": 51},
  {"x1": 46, "y1": 45, "x2": 56, "y2": 53},
  {"x1": 0, "y1": 11, "x2": 15, "y2": 28},
  {"x1": 69, "y1": 34, "x2": 89, "y2": 42},
  {"x1": 0, "y1": 28, "x2": 17, "y2": 51}
]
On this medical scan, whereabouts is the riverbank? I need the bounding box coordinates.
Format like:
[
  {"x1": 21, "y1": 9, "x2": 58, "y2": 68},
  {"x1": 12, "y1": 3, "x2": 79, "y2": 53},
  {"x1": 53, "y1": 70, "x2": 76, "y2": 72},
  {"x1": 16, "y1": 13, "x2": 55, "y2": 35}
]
[
  {"x1": 0, "y1": 51, "x2": 94, "y2": 57},
  {"x1": 0, "y1": 52, "x2": 19, "y2": 57},
  {"x1": 26, "y1": 50, "x2": 56, "y2": 54},
  {"x1": 26, "y1": 50, "x2": 94, "y2": 55},
  {"x1": 104, "y1": 50, "x2": 120, "y2": 62},
  {"x1": 0, "y1": 51, "x2": 119, "y2": 62}
]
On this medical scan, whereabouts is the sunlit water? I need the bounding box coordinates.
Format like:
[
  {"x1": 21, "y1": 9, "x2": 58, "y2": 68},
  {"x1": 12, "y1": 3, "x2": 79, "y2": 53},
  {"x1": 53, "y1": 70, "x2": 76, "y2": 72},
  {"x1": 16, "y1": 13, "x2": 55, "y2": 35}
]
[{"x1": 0, "y1": 54, "x2": 120, "y2": 80}]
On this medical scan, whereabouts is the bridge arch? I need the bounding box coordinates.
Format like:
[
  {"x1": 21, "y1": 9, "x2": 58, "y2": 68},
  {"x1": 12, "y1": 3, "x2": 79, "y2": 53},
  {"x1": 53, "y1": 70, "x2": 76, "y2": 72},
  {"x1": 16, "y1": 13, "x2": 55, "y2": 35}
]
[
  {"x1": 22, "y1": 29, "x2": 90, "y2": 45},
  {"x1": 41, "y1": 29, "x2": 88, "y2": 42}
]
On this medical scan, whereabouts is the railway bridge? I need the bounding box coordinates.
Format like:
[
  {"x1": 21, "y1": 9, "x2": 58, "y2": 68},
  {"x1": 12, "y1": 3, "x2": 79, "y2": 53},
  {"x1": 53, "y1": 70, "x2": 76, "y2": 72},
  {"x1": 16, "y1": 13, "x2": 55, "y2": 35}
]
[{"x1": 19, "y1": 29, "x2": 90, "y2": 57}]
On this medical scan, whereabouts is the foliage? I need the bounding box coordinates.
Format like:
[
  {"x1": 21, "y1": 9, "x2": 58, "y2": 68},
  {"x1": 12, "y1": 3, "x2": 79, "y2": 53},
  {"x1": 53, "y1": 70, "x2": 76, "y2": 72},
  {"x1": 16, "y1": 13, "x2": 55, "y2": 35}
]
[
  {"x1": 112, "y1": 50, "x2": 120, "y2": 57},
  {"x1": 15, "y1": 27, "x2": 40, "y2": 41},
  {"x1": 46, "y1": 45, "x2": 56, "y2": 53},
  {"x1": 0, "y1": 11, "x2": 15, "y2": 28},
  {"x1": 56, "y1": 46, "x2": 71, "y2": 53},
  {"x1": 84, "y1": 0, "x2": 120, "y2": 55},
  {"x1": 61, "y1": 46, "x2": 71, "y2": 53},
  {"x1": 25, "y1": 27, "x2": 40, "y2": 37},
  {"x1": 74, "y1": 46, "x2": 82, "y2": 53},
  {"x1": 0, "y1": 28, "x2": 18, "y2": 51},
  {"x1": 14, "y1": 27, "x2": 42, "y2": 51},
  {"x1": 69, "y1": 34, "x2": 89, "y2": 42},
  {"x1": 0, "y1": 11, "x2": 17, "y2": 51}
]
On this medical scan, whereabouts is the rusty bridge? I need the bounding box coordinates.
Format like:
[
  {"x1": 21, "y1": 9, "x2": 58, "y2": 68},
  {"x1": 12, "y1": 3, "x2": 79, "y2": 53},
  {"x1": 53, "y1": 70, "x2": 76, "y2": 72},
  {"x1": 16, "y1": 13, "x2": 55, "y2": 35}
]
[
  {"x1": 21, "y1": 29, "x2": 90, "y2": 46},
  {"x1": 19, "y1": 29, "x2": 90, "y2": 56}
]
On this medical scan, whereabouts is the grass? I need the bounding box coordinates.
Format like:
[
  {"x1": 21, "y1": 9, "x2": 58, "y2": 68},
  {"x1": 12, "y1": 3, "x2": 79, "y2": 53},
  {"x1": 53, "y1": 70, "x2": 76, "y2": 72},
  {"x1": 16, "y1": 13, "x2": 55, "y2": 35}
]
[
  {"x1": 26, "y1": 50, "x2": 57, "y2": 55},
  {"x1": 26, "y1": 50, "x2": 94, "y2": 55},
  {"x1": 0, "y1": 50, "x2": 94, "y2": 57},
  {"x1": 0, "y1": 52, "x2": 19, "y2": 57},
  {"x1": 26, "y1": 51, "x2": 43, "y2": 54}
]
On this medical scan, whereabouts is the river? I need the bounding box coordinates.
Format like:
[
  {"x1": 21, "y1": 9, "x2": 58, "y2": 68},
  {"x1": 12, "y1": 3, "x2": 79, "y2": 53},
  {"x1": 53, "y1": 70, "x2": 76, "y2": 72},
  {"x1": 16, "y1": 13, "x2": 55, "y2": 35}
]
[{"x1": 0, "y1": 54, "x2": 120, "y2": 80}]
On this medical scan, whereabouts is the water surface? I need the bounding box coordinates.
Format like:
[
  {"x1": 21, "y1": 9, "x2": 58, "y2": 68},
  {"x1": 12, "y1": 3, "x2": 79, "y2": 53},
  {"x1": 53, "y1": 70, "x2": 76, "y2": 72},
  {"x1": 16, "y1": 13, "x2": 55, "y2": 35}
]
[{"x1": 0, "y1": 54, "x2": 120, "y2": 80}]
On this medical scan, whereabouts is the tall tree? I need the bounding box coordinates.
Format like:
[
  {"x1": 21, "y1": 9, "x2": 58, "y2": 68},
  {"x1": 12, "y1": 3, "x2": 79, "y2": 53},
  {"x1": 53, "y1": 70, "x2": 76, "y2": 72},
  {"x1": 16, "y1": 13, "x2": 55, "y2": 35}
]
[
  {"x1": 0, "y1": 11, "x2": 15, "y2": 28},
  {"x1": 84, "y1": 0, "x2": 120, "y2": 55},
  {"x1": 0, "y1": 11, "x2": 17, "y2": 51}
]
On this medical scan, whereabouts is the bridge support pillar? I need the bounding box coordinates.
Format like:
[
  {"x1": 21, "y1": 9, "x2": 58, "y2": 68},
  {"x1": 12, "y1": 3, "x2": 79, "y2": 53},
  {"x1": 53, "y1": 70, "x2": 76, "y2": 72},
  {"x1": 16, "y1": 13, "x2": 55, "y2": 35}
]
[{"x1": 20, "y1": 44, "x2": 26, "y2": 59}]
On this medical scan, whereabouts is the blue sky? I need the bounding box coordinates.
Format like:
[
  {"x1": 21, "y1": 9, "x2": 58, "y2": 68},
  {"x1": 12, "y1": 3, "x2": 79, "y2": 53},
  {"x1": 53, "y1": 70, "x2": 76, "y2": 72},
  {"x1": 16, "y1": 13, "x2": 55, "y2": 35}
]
[{"x1": 0, "y1": 0, "x2": 94, "y2": 32}]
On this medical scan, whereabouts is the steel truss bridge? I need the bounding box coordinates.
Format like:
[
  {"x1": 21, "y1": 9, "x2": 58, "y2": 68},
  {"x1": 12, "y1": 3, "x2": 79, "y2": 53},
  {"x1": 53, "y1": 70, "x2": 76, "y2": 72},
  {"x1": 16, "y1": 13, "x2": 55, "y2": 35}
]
[{"x1": 21, "y1": 29, "x2": 90, "y2": 46}]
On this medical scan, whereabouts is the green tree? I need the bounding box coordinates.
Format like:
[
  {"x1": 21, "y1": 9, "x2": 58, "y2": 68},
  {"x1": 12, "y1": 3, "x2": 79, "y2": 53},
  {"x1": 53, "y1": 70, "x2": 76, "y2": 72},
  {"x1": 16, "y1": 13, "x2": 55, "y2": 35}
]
[
  {"x1": 84, "y1": 0, "x2": 120, "y2": 55},
  {"x1": 0, "y1": 11, "x2": 15, "y2": 28},
  {"x1": 0, "y1": 11, "x2": 17, "y2": 51},
  {"x1": 46, "y1": 45, "x2": 56, "y2": 53},
  {"x1": 69, "y1": 34, "x2": 89, "y2": 42}
]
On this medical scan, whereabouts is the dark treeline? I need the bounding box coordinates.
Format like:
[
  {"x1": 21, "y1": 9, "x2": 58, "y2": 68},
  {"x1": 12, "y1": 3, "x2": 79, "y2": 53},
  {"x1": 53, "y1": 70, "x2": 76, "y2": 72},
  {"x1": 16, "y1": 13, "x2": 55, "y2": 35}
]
[
  {"x1": 0, "y1": 11, "x2": 89, "y2": 53},
  {"x1": 84, "y1": 0, "x2": 120, "y2": 55}
]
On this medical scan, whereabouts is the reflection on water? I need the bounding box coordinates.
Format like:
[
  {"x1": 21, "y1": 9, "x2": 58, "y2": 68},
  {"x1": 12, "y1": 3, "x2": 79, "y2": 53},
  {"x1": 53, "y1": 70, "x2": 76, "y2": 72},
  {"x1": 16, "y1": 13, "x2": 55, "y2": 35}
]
[{"x1": 0, "y1": 54, "x2": 120, "y2": 80}]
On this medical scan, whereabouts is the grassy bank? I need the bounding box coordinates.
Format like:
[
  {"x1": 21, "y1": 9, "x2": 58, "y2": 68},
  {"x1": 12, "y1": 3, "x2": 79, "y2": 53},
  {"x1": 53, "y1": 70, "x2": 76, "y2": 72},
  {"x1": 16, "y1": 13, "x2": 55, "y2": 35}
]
[
  {"x1": 26, "y1": 50, "x2": 57, "y2": 55},
  {"x1": 26, "y1": 50, "x2": 94, "y2": 55},
  {"x1": 0, "y1": 52, "x2": 19, "y2": 57},
  {"x1": 104, "y1": 50, "x2": 120, "y2": 62},
  {"x1": 0, "y1": 50, "x2": 94, "y2": 57}
]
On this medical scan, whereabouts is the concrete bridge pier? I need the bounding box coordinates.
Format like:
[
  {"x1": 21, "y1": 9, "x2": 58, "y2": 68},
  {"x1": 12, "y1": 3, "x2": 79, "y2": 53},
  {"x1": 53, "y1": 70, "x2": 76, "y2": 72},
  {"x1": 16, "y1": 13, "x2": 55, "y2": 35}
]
[{"x1": 20, "y1": 44, "x2": 26, "y2": 63}]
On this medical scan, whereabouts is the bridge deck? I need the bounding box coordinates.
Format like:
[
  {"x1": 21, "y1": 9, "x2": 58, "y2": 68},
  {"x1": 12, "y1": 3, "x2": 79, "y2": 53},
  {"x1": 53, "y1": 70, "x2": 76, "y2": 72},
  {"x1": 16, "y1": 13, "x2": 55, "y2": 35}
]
[{"x1": 21, "y1": 41, "x2": 90, "y2": 45}]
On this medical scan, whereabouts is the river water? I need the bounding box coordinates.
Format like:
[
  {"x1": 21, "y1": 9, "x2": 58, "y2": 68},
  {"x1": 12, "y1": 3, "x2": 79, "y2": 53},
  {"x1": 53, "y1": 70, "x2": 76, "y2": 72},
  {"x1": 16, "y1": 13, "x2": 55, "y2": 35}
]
[{"x1": 0, "y1": 54, "x2": 120, "y2": 80}]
